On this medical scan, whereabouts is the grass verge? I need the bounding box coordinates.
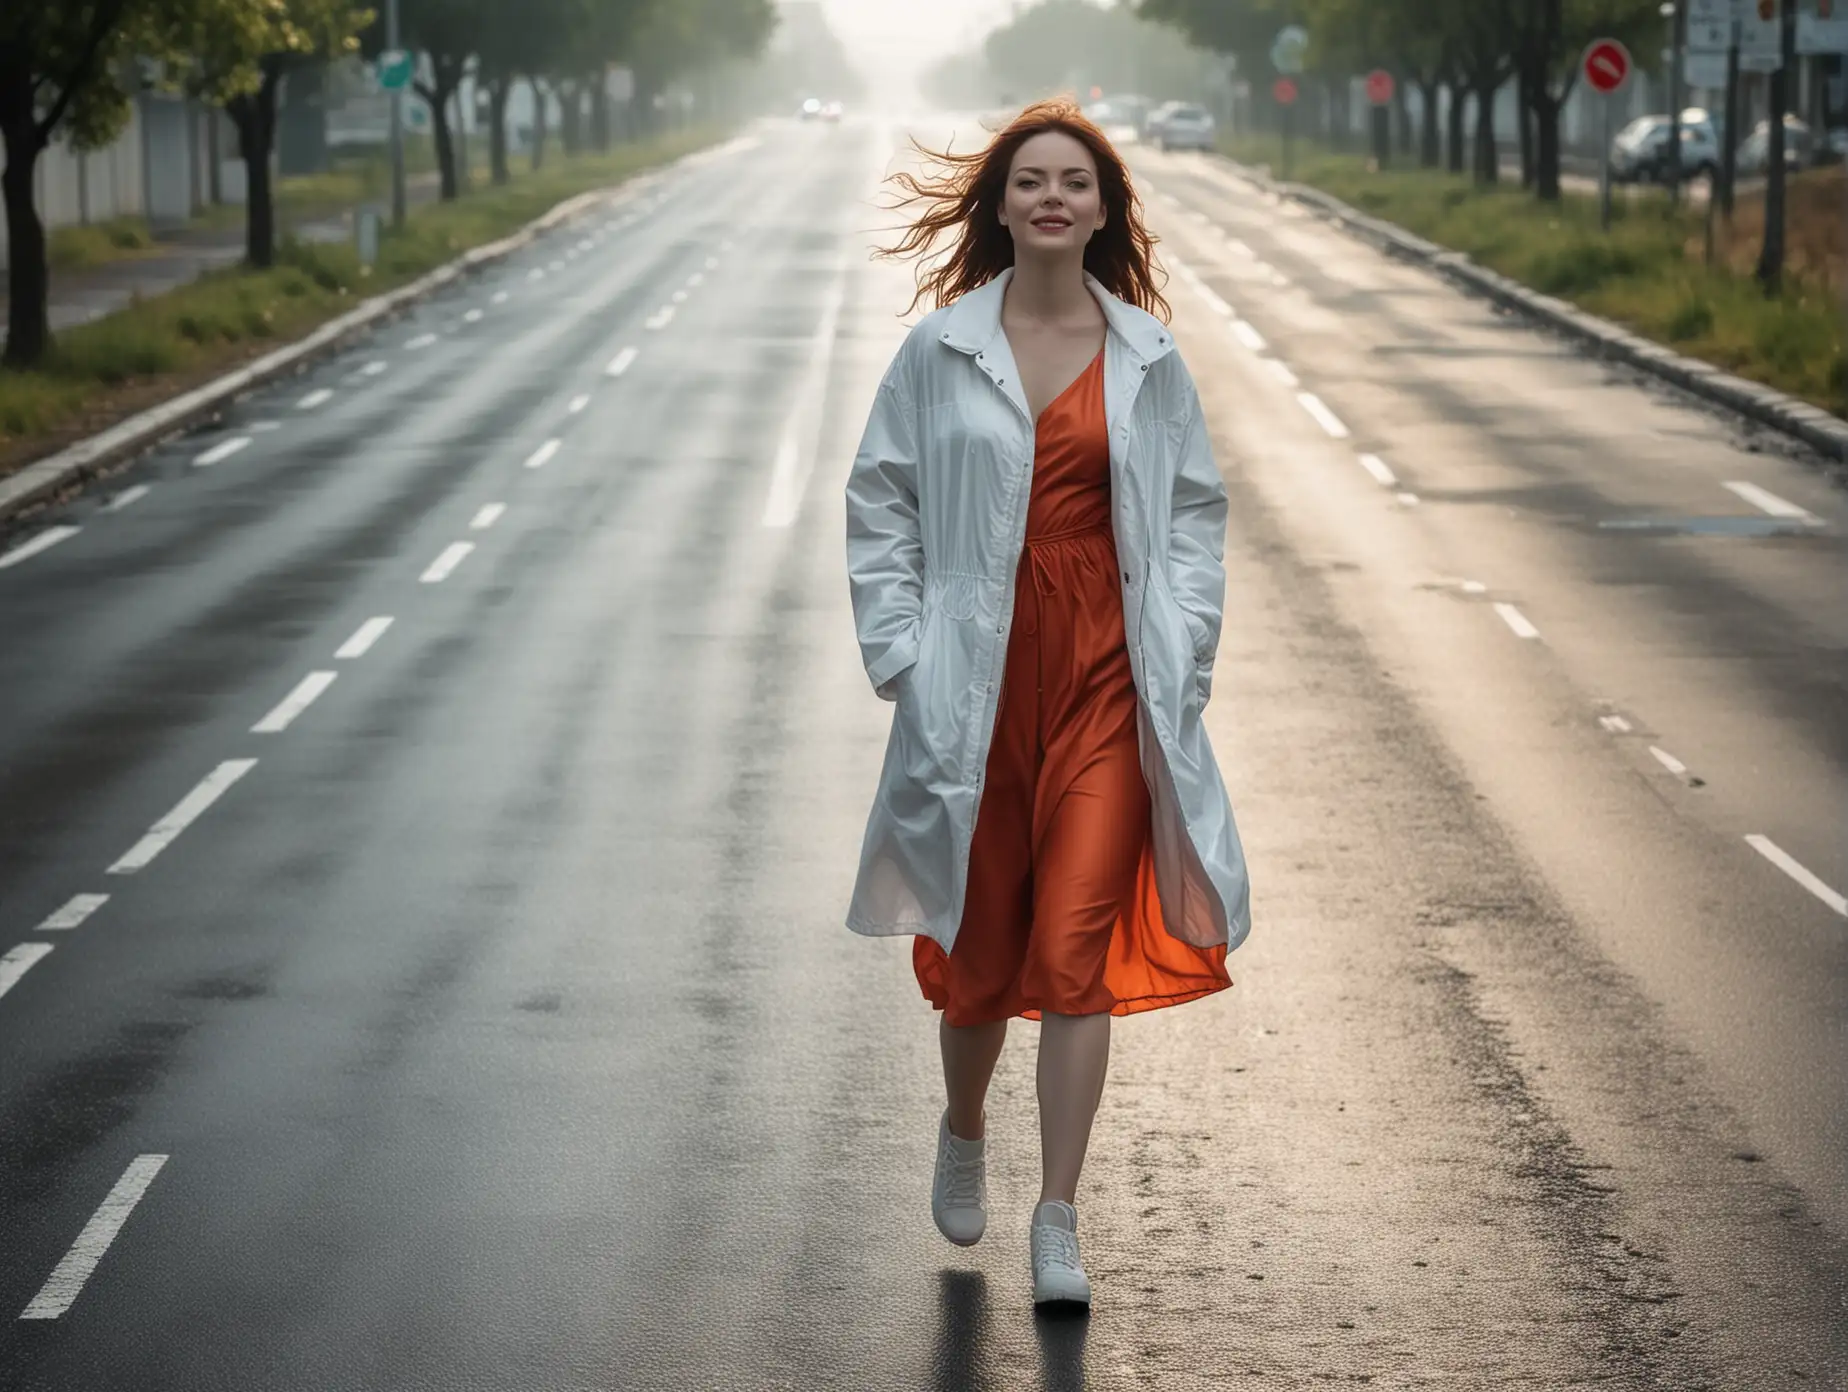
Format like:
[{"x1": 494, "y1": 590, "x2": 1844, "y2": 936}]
[
  {"x1": 1, "y1": 126, "x2": 722, "y2": 474},
  {"x1": 1220, "y1": 135, "x2": 1847, "y2": 417}
]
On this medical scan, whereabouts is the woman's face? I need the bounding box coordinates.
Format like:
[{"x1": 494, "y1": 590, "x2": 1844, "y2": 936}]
[{"x1": 998, "y1": 130, "x2": 1107, "y2": 259}]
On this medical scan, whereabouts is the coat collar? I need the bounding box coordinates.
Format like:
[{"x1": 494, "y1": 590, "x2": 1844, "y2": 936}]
[{"x1": 936, "y1": 266, "x2": 1175, "y2": 366}]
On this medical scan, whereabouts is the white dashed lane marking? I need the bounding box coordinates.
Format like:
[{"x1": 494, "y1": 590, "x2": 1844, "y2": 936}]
[
  {"x1": 335, "y1": 616, "x2": 394, "y2": 659},
  {"x1": 1493, "y1": 602, "x2": 1540, "y2": 639},
  {"x1": 251, "y1": 671, "x2": 338, "y2": 734},
  {"x1": 1745, "y1": 835, "x2": 1846, "y2": 915},
  {"x1": 297, "y1": 388, "x2": 333, "y2": 410},
  {"x1": 1357, "y1": 453, "x2": 1397, "y2": 487},
  {"x1": 1599, "y1": 715, "x2": 1633, "y2": 733},
  {"x1": 0, "y1": 526, "x2": 81, "y2": 569},
  {"x1": 606, "y1": 347, "x2": 640, "y2": 377},
  {"x1": 19, "y1": 1154, "x2": 169, "y2": 1319},
  {"x1": 470, "y1": 504, "x2": 506, "y2": 531},
  {"x1": 420, "y1": 542, "x2": 475, "y2": 584},
  {"x1": 361, "y1": 360, "x2": 388, "y2": 377},
  {"x1": 523, "y1": 439, "x2": 562, "y2": 471},
  {"x1": 1296, "y1": 392, "x2": 1350, "y2": 439},
  {"x1": 405, "y1": 333, "x2": 437, "y2": 351},
  {"x1": 1724, "y1": 480, "x2": 1820, "y2": 523},
  {"x1": 107, "y1": 759, "x2": 257, "y2": 874},
  {"x1": 1265, "y1": 359, "x2": 1299, "y2": 387},
  {"x1": 37, "y1": 893, "x2": 109, "y2": 931},
  {"x1": 463, "y1": 308, "x2": 483, "y2": 323},
  {"x1": 645, "y1": 306, "x2": 676, "y2": 330},
  {"x1": 193, "y1": 436, "x2": 251, "y2": 467},
  {"x1": 568, "y1": 394, "x2": 590, "y2": 414},
  {"x1": 103, "y1": 485, "x2": 151, "y2": 513},
  {"x1": 1230, "y1": 320, "x2": 1266, "y2": 353},
  {"x1": 0, "y1": 943, "x2": 55, "y2": 1001}
]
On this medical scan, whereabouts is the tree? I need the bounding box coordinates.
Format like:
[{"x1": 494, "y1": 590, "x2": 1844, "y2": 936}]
[
  {"x1": 0, "y1": 0, "x2": 193, "y2": 366},
  {"x1": 628, "y1": 0, "x2": 773, "y2": 132},
  {"x1": 397, "y1": 0, "x2": 484, "y2": 199},
  {"x1": 1520, "y1": 0, "x2": 1660, "y2": 201},
  {"x1": 179, "y1": 0, "x2": 372, "y2": 268}
]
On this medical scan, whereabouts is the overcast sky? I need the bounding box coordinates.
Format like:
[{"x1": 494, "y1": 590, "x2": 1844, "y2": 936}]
[{"x1": 819, "y1": 0, "x2": 1009, "y2": 89}]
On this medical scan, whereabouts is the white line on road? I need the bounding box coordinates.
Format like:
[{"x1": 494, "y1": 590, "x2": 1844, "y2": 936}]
[
  {"x1": 19, "y1": 1155, "x2": 168, "y2": 1319},
  {"x1": 1230, "y1": 320, "x2": 1267, "y2": 353},
  {"x1": 38, "y1": 893, "x2": 109, "y2": 931},
  {"x1": 1599, "y1": 714, "x2": 1632, "y2": 732},
  {"x1": 606, "y1": 346, "x2": 640, "y2": 377},
  {"x1": 1461, "y1": 580, "x2": 1486, "y2": 593},
  {"x1": 523, "y1": 438, "x2": 562, "y2": 470},
  {"x1": 1744, "y1": 835, "x2": 1846, "y2": 915},
  {"x1": 1397, "y1": 492, "x2": 1421, "y2": 506},
  {"x1": 361, "y1": 360, "x2": 388, "y2": 376},
  {"x1": 335, "y1": 616, "x2": 394, "y2": 658},
  {"x1": 1723, "y1": 480, "x2": 1820, "y2": 523},
  {"x1": 568, "y1": 394, "x2": 590, "y2": 414},
  {"x1": 645, "y1": 305, "x2": 676, "y2": 330},
  {"x1": 1226, "y1": 237, "x2": 1255, "y2": 258},
  {"x1": 420, "y1": 542, "x2": 475, "y2": 583},
  {"x1": 1297, "y1": 392, "x2": 1351, "y2": 439},
  {"x1": 0, "y1": 943, "x2": 55, "y2": 1001},
  {"x1": 687, "y1": 272, "x2": 705, "y2": 287},
  {"x1": 705, "y1": 256, "x2": 719, "y2": 270},
  {"x1": 548, "y1": 259, "x2": 564, "y2": 271},
  {"x1": 576, "y1": 239, "x2": 593, "y2": 253},
  {"x1": 1265, "y1": 359, "x2": 1299, "y2": 387},
  {"x1": 252, "y1": 671, "x2": 337, "y2": 734},
  {"x1": 0, "y1": 526, "x2": 81, "y2": 569},
  {"x1": 405, "y1": 333, "x2": 437, "y2": 350},
  {"x1": 107, "y1": 759, "x2": 257, "y2": 874},
  {"x1": 297, "y1": 388, "x2": 333, "y2": 410},
  {"x1": 1649, "y1": 745, "x2": 1690, "y2": 777},
  {"x1": 528, "y1": 269, "x2": 545, "y2": 281},
  {"x1": 102, "y1": 485, "x2": 151, "y2": 513},
  {"x1": 1357, "y1": 453, "x2": 1397, "y2": 486},
  {"x1": 1493, "y1": 602, "x2": 1540, "y2": 639},
  {"x1": 671, "y1": 289, "x2": 688, "y2": 304},
  {"x1": 193, "y1": 436, "x2": 251, "y2": 467},
  {"x1": 470, "y1": 503, "x2": 506, "y2": 531},
  {"x1": 247, "y1": 420, "x2": 281, "y2": 433},
  {"x1": 491, "y1": 291, "x2": 509, "y2": 304},
  {"x1": 763, "y1": 260, "x2": 849, "y2": 528},
  {"x1": 463, "y1": 308, "x2": 483, "y2": 323}
]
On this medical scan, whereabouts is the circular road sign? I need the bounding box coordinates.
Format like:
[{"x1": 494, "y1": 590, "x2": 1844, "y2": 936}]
[
  {"x1": 1581, "y1": 38, "x2": 1632, "y2": 95},
  {"x1": 1270, "y1": 25, "x2": 1310, "y2": 76},
  {"x1": 1272, "y1": 77, "x2": 1300, "y2": 107},
  {"x1": 1366, "y1": 69, "x2": 1396, "y2": 106}
]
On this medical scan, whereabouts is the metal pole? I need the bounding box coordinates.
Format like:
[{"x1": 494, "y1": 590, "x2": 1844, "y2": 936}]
[
  {"x1": 387, "y1": 0, "x2": 406, "y2": 229},
  {"x1": 1600, "y1": 93, "x2": 1614, "y2": 230},
  {"x1": 1667, "y1": 0, "x2": 1686, "y2": 203}
]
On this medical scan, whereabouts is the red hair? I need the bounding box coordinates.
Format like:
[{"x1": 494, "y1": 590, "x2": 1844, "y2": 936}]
[{"x1": 877, "y1": 98, "x2": 1168, "y2": 321}]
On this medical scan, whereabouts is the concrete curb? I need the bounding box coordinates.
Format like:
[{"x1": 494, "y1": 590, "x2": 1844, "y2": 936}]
[
  {"x1": 0, "y1": 142, "x2": 720, "y2": 525},
  {"x1": 1214, "y1": 155, "x2": 1848, "y2": 466}
]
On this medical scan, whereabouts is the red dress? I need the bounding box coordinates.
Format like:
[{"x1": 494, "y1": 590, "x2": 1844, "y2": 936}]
[{"x1": 914, "y1": 351, "x2": 1233, "y2": 1027}]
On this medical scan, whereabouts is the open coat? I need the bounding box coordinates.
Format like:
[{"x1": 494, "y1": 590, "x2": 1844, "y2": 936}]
[{"x1": 844, "y1": 268, "x2": 1251, "y2": 958}]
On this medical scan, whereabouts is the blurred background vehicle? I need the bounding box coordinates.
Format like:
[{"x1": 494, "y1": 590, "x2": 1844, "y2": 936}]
[
  {"x1": 1142, "y1": 99, "x2": 1186, "y2": 144},
  {"x1": 1735, "y1": 115, "x2": 1815, "y2": 178},
  {"x1": 1608, "y1": 109, "x2": 1721, "y2": 184},
  {"x1": 822, "y1": 100, "x2": 844, "y2": 122},
  {"x1": 1156, "y1": 102, "x2": 1216, "y2": 152},
  {"x1": 798, "y1": 97, "x2": 823, "y2": 121}
]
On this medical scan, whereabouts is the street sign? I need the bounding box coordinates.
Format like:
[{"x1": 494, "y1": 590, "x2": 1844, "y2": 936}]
[
  {"x1": 1272, "y1": 77, "x2": 1300, "y2": 106},
  {"x1": 1740, "y1": 6, "x2": 1784, "y2": 69},
  {"x1": 376, "y1": 48, "x2": 413, "y2": 92},
  {"x1": 1685, "y1": 49, "x2": 1731, "y2": 87},
  {"x1": 1582, "y1": 38, "x2": 1633, "y2": 93},
  {"x1": 1798, "y1": 7, "x2": 1848, "y2": 54},
  {"x1": 1365, "y1": 69, "x2": 1396, "y2": 106},
  {"x1": 1270, "y1": 25, "x2": 1309, "y2": 75}
]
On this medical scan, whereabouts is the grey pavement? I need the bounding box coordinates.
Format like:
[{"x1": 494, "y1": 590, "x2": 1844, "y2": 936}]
[{"x1": 0, "y1": 118, "x2": 1842, "y2": 1388}]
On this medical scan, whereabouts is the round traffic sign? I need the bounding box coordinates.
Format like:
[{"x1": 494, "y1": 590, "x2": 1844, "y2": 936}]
[
  {"x1": 1366, "y1": 69, "x2": 1396, "y2": 107},
  {"x1": 1272, "y1": 77, "x2": 1299, "y2": 107},
  {"x1": 1581, "y1": 38, "x2": 1632, "y2": 95},
  {"x1": 1270, "y1": 25, "x2": 1310, "y2": 76}
]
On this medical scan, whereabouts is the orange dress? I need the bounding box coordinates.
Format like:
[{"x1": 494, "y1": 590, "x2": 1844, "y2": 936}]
[{"x1": 914, "y1": 351, "x2": 1233, "y2": 1027}]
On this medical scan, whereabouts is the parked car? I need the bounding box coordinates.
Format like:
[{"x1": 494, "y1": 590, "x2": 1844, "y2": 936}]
[
  {"x1": 1609, "y1": 109, "x2": 1721, "y2": 183},
  {"x1": 1157, "y1": 104, "x2": 1217, "y2": 153},
  {"x1": 1142, "y1": 100, "x2": 1187, "y2": 143},
  {"x1": 1735, "y1": 115, "x2": 1814, "y2": 176}
]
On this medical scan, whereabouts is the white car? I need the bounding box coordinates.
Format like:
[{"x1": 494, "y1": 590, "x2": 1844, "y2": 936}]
[
  {"x1": 1609, "y1": 109, "x2": 1721, "y2": 183},
  {"x1": 1157, "y1": 104, "x2": 1217, "y2": 153}
]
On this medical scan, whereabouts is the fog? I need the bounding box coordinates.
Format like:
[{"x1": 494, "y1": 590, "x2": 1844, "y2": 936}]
[{"x1": 818, "y1": 0, "x2": 1011, "y2": 105}]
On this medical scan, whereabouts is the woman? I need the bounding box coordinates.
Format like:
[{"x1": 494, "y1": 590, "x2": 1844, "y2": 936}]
[{"x1": 843, "y1": 100, "x2": 1252, "y2": 1310}]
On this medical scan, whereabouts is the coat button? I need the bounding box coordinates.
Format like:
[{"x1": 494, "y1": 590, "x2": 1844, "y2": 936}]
[{"x1": 1139, "y1": 363, "x2": 1148, "y2": 372}]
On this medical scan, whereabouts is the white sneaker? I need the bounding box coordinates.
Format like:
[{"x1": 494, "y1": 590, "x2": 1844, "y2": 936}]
[
  {"x1": 931, "y1": 1110, "x2": 987, "y2": 1246},
  {"x1": 1029, "y1": 1200, "x2": 1092, "y2": 1308}
]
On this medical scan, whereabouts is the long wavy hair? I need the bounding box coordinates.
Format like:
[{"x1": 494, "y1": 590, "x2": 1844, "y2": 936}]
[{"x1": 876, "y1": 98, "x2": 1168, "y2": 321}]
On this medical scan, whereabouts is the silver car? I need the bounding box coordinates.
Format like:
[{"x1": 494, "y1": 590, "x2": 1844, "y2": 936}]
[
  {"x1": 1158, "y1": 104, "x2": 1217, "y2": 153},
  {"x1": 1609, "y1": 110, "x2": 1721, "y2": 183}
]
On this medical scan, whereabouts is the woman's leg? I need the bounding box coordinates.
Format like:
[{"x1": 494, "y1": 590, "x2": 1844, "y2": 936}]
[
  {"x1": 940, "y1": 1015, "x2": 1008, "y2": 1140},
  {"x1": 1036, "y1": 1010, "x2": 1111, "y2": 1203}
]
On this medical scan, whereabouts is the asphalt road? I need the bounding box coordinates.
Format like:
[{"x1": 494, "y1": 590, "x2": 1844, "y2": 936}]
[{"x1": 0, "y1": 117, "x2": 1843, "y2": 1390}]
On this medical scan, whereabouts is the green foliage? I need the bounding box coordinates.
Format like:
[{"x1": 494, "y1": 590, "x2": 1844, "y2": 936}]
[{"x1": 47, "y1": 217, "x2": 155, "y2": 270}]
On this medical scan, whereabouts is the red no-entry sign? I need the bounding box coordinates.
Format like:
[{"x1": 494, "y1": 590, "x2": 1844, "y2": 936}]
[
  {"x1": 1273, "y1": 77, "x2": 1299, "y2": 106},
  {"x1": 1582, "y1": 38, "x2": 1633, "y2": 95},
  {"x1": 1366, "y1": 69, "x2": 1395, "y2": 107}
]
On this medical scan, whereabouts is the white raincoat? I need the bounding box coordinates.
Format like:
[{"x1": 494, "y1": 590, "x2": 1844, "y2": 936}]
[{"x1": 844, "y1": 268, "x2": 1251, "y2": 957}]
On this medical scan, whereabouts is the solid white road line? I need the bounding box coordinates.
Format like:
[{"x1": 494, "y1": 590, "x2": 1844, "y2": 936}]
[
  {"x1": 1724, "y1": 480, "x2": 1819, "y2": 522},
  {"x1": 104, "y1": 484, "x2": 151, "y2": 513},
  {"x1": 38, "y1": 893, "x2": 110, "y2": 931},
  {"x1": 335, "y1": 616, "x2": 394, "y2": 659},
  {"x1": 1493, "y1": 602, "x2": 1540, "y2": 639},
  {"x1": 405, "y1": 333, "x2": 437, "y2": 350},
  {"x1": 1357, "y1": 453, "x2": 1397, "y2": 486},
  {"x1": 1230, "y1": 320, "x2": 1267, "y2": 353},
  {"x1": 1649, "y1": 746, "x2": 1690, "y2": 778},
  {"x1": 252, "y1": 671, "x2": 338, "y2": 734},
  {"x1": 1599, "y1": 715, "x2": 1632, "y2": 733},
  {"x1": 0, "y1": 943, "x2": 56, "y2": 1001},
  {"x1": 0, "y1": 526, "x2": 81, "y2": 569},
  {"x1": 1744, "y1": 835, "x2": 1846, "y2": 916},
  {"x1": 420, "y1": 542, "x2": 475, "y2": 583},
  {"x1": 1265, "y1": 359, "x2": 1299, "y2": 387},
  {"x1": 107, "y1": 759, "x2": 257, "y2": 875},
  {"x1": 297, "y1": 388, "x2": 333, "y2": 410},
  {"x1": 568, "y1": 394, "x2": 590, "y2": 414},
  {"x1": 606, "y1": 346, "x2": 640, "y2": 377},
  {"x1": 463, "y1": 308, "x2": 483, "y2": 323},
  {"x1": 19, "y1": 1155, "x2": 168, "y2": 1320},
  {"x1": 1296, "y1": 392, "x2": 1351, "y2": 439},
  {"x1": 470, "y1": 503, "x2": 506, "y2": 530},
  {"x1": 523, "y1": 438, "x2": 562, "y2": 470},
  {"x1": 645, "y1": 305, "x2": 676, "y2": 330},
  {"x1": 763, "y1": 261, "x2": 849, "y2": 528},
  {"x1": 193, "y1": 436, "x2": 251, "y2": 467}
]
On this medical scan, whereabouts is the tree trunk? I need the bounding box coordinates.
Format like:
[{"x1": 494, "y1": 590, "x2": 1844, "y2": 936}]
[
  {"x1": 1, "y1": 113, "x2": 51, "y2": 368},
  {"x1": 559, "y1": 81, "x2": 582, "y2": 155},
  {"x1": 1757, "y1": 2, "x2": 1796, "y2": 291},
  {"x1": 529, "y1": 78, "x2": 547, "y2": 171},
  {"x1": 1473, "y1": 78, "x2": 1499, "y2": 184},
  {"x1": 1446, "y1": 84, "x2": 1467, "y2": 173},
  {"x1": 488, "y1": 77, "x2": 510, "y2": 185},
  {"x1": 1517, "y1": 63, "x2": 1536, "y2": 188},
  {"x1": 418, "y1": 67, "x2": 462, "y2": 200},
  {"x1": 1394, "y1": 81, "x2": 1413, "y2": 156},
  {"x1": 227, "y1": 66, "x2": 281, "y2": 269},
  {"x1": 590, "y1": 80, "x2": 610, "y2": 152},
  {"x1": 1418, "y1": 78, "x2": 1441, "y2": 167},
  {"x1": 1533, "y1": 90, "x2": 1562, "y2": 201}
]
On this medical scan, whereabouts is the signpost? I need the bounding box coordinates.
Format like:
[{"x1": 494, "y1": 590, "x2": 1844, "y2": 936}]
[
  {"x1": 383, "y1": 0, "x2": 406, "y2": 230},
  {"x1": 1583, "y1": 37, "x2": 1633, "y2": 231},
  {"x1": 1366, "y1": 69, "x2": 1395, "y2": 170},
  {"x1": 1270, "y1": 27, "x2": 1307, "y2": 181}
]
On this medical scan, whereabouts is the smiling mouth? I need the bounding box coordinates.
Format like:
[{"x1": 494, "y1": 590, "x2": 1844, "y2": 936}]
[{"x1": 1032, "y1": 218, "x2": 1072, "y2": 230}]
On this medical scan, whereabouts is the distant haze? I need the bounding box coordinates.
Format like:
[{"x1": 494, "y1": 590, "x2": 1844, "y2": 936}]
[{"x1": 819, "y1": 0, "x2": 1007, "y2": 103}]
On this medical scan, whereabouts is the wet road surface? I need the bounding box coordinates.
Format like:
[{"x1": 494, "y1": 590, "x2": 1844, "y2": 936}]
[{"x1": 1, "y1": 118, "x2": 1844, "y2": 1389}]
